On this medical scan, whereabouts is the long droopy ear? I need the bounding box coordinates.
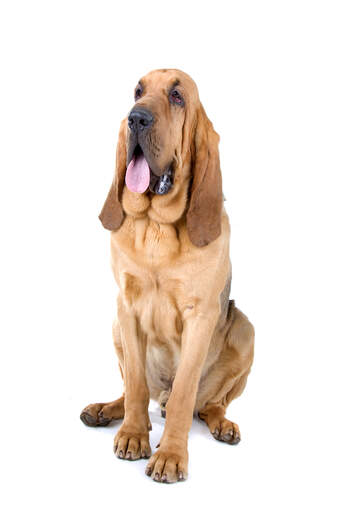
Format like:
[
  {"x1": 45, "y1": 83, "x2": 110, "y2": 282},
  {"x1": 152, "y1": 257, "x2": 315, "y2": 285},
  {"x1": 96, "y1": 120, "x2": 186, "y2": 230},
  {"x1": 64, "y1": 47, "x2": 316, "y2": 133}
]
[
  {"x1": 186, "y1": 104, "x2": 223, "y2": 247},
  {"x1": 99, "y1": 119, "x2": 127, "y2": 230}
]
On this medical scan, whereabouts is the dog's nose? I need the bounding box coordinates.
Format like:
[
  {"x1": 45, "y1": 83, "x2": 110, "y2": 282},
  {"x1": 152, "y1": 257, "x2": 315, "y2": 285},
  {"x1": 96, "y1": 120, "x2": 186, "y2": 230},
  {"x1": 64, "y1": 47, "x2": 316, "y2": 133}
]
[{"x1": 128, "y1": 108, "x2": 154, "y2": 133}]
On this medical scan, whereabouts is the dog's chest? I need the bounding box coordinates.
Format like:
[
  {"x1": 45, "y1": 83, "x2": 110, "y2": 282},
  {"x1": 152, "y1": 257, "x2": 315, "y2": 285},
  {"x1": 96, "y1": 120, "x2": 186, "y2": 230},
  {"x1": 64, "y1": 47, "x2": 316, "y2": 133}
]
[
  {"x1": 112, "y1": 218, "x2": 198, "y2": 344},
  {"x1": 122, "y1": 270, "x2": 184, "y2": 344}
]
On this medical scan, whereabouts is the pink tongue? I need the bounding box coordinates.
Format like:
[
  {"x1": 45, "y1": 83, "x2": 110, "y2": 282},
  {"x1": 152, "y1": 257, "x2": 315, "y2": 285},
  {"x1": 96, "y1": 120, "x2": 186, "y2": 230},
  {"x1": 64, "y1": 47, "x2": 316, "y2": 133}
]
[{"x1": 125, "y1": 154, "x2": 150, "y2": 193}]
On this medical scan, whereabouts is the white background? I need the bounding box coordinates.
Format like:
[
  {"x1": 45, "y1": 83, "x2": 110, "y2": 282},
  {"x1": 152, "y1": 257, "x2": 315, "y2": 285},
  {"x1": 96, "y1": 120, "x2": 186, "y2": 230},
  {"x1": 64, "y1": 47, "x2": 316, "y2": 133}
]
[{"x1": 1, "y1": 0, "x2": 340, "y2": 510}]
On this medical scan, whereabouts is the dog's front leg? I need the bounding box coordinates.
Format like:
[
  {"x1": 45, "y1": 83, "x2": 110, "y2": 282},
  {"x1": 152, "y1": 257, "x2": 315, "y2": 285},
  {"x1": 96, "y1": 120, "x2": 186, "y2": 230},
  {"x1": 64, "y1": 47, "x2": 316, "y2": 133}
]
[
  {"x1": 146, "y1": 307, "x2": 220, "y2": 482},
  {"x1": 113, "y1": 296, "x2": 151, "y2": 460}
]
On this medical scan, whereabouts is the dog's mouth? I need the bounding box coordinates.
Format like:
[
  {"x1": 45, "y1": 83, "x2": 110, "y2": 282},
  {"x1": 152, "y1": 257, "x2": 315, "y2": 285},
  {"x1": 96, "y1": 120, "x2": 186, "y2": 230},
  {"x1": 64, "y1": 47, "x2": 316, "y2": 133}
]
[{"x1": 125, "y1": 144, "x2": 173, "y2": 195}]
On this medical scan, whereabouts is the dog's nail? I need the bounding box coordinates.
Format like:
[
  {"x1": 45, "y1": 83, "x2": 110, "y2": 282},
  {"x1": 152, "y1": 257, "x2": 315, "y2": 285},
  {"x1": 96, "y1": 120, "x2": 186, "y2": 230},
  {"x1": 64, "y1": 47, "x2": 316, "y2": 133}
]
[
  {"x1": 178, "y1": 471, "x2": 184, "y2": 481},
  {"x1": 126, "y1": 451, "x2": 132, "y2": 460},
  {"x1": 233, "y1": 433, "x2": 240, "y2": 443},
  {"x1": 161, "y1": 474, "x2": 168, "y2": 482},
  {"x1": 213, "y1": 428, "x2": 220, "y2": 439},
  {"x1": 154, "y1": 472, "x2": 160, "y2": 481},
  {"x1": 119, "y1": 450, "x2": 124, "y2": 458},
  {"x1": 145, "y1": 466, "x2": 152, "y2": 476}
]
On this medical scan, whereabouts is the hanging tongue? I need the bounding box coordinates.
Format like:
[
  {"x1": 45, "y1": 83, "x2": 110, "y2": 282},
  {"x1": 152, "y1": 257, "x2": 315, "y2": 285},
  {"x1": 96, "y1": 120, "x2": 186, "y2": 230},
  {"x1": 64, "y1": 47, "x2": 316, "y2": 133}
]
[{"x1": 125, "y1": 153, "x2": 150, "y2": 193}]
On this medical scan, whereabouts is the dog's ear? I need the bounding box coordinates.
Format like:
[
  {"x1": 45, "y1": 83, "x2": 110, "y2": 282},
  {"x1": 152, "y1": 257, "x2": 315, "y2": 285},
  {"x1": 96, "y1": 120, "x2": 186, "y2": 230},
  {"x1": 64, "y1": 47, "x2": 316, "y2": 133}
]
[
  {"x1": 186, "y1": 104, "x2": 223, "y2": 247},
  {"x1": 99, "y1": 119, "x2": 127, "y2": 230}
]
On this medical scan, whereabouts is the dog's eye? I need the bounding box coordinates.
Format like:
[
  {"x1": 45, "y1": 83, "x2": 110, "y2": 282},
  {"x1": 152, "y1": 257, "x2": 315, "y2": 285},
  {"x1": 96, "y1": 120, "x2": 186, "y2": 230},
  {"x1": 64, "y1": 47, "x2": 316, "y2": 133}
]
[
  {"x1": 169, "y1": 89, "x2": 184, "y2": 106},
  {"x1": 135, "y1": 85, "x2": 143, "y2": 101}
]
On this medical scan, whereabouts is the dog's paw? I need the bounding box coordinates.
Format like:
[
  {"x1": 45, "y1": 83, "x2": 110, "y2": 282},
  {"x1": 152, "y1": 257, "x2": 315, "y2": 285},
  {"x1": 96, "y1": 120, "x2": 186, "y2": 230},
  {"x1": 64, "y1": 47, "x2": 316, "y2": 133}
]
[
  {"x1": 158, "y1": 389, "x2": 171, "y2": 418},
  {"x1": 145, "y1": 446, "x2": 188, "y2": 483},
  {"x1": 80, "y1": 403, "x2": 114, "y2": 427},
  {"x1": 211, "y1": 419, "x2": 241, "y2": 445},
  {"x1": 114, "y1": 426, "x2": 151, "y2": 460}
]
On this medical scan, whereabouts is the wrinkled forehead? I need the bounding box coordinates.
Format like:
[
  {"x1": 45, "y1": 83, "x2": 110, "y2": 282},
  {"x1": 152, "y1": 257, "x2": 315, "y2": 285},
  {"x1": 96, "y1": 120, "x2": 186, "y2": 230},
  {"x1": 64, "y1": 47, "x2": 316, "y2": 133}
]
[{"x1": 137, "y1": 69, "x2": 199, "y2": 101}]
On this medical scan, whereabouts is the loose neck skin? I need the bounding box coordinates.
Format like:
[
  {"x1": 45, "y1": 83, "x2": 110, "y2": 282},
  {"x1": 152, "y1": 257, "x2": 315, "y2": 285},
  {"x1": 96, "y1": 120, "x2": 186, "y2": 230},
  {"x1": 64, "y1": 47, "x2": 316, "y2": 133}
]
[{"x1": 121, "y1": 155, "x2": 192, "y2": 226}]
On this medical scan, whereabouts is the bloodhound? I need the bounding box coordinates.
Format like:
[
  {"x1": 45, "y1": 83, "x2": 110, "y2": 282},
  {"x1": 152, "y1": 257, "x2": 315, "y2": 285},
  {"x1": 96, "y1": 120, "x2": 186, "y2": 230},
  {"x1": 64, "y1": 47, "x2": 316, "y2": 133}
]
[{"x1": 81, "y1": 69, "x2": 255, "y2": 483}]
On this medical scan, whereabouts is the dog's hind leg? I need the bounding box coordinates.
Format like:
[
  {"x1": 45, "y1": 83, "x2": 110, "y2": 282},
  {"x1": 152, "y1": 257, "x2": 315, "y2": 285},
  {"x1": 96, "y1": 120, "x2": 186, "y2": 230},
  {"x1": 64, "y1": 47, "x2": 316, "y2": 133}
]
[
  {"x1": 197, "y1": 302, "x2": 254, "y2": 444},
  {"x1": 80, "y1": 396, "x2": 125, "y2": 427},
  {"x1": 197, "y1": 374, "x2": 249, "y2": 444},
  {"x1": 80, "y1": 321, "x2": 125, "y2": 427}
]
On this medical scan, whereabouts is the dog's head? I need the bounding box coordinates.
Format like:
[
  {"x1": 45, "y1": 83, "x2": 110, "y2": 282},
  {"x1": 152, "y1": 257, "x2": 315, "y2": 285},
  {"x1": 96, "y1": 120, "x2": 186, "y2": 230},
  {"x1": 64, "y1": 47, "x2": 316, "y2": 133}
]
[{"x1": 99, "y1": 69, "x2": 223, "y2": 247}]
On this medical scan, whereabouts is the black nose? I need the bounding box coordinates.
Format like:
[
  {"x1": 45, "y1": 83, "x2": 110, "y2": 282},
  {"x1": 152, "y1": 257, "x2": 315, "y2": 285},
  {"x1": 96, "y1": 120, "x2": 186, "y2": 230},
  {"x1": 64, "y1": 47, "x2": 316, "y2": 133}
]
[{"x1": 128, "y1": 108, "x2": 154, "y2": 133}]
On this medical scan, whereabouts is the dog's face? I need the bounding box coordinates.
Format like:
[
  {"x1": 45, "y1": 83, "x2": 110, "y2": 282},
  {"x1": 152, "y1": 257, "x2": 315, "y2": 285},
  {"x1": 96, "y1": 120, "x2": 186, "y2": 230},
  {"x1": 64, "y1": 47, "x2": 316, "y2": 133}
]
[
  {"x1": 99, "y1": 69, "x2": 223, "y2": 247},
  {"x1": 126, "y1": 70, "x2": 199, "y2": 195}
]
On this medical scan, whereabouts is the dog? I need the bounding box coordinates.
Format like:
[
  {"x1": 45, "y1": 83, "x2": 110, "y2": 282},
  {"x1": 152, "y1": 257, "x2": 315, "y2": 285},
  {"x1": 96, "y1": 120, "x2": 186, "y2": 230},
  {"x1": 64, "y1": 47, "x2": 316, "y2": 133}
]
[{"x1": 80, "y1": 69, "x2": 255, "y2": 483}]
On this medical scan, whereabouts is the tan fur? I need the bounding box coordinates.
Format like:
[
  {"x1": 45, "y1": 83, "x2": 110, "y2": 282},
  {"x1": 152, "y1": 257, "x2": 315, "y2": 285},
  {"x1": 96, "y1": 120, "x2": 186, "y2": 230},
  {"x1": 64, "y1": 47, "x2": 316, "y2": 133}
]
[{"x1": 81, "y1": 69, "x2": 254, "y2": 483}]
